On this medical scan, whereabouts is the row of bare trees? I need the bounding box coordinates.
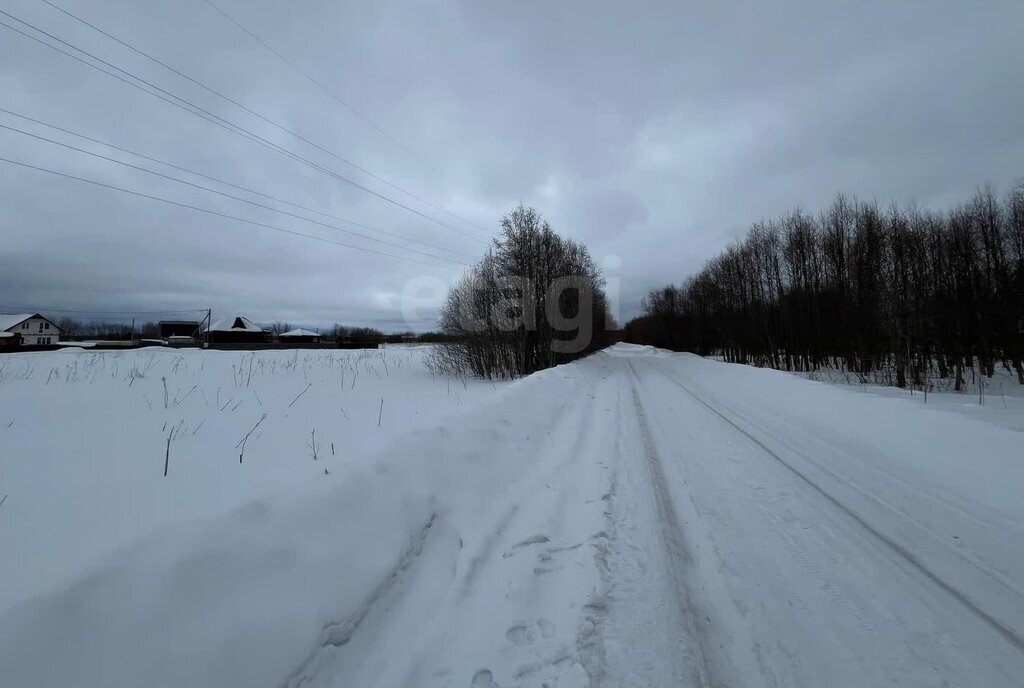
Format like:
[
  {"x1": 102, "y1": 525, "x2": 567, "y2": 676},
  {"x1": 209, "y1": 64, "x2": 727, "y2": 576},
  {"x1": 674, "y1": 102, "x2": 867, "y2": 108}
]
[
  {"x1": 625, "y1": 183, "x2": 1024, "y2": 389},
  {"x1": 55, "y1": 318, "x2": 163, "y2": 340},
  {"x1": 432, "y1": 206, "x2": 614, "y2": 378}
]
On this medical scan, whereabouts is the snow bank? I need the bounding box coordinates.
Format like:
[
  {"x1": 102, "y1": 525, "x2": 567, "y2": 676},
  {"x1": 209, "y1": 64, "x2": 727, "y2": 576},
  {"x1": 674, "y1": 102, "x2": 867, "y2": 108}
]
[{"x1": 790, "y1": 362, "x2": 1024, "y2": 431}]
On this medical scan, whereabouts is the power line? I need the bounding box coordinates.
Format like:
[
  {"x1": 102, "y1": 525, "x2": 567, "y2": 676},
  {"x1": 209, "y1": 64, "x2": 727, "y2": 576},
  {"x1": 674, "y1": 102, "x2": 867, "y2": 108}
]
[
  {"x1": 0, "y1": 107, "x2": 471, "y2": 258},
  {"x1": 0, "y1": 9, "x2": 479, "y2": 242},
  {"x1": 0, "y1": 10, "x2": 485, "y2": 243},
  {"x1": 0, "y1": 18, "x2": 263, "y2": 148},
  {"x1": 0, "y1": 15, "x2": 306, "y2": 186},
  {"x1": 0, "y1": 119, "x2": 464, "y2": 264},
  {"x1": 37, "y1": 0, "x2": 490, "y2": 237},
  {"x1": 0, "y1": 155, "x2": 463, "y2": 270},
  {"x1": 200, "y1": 0, "x2": 449, "y2": 182}
]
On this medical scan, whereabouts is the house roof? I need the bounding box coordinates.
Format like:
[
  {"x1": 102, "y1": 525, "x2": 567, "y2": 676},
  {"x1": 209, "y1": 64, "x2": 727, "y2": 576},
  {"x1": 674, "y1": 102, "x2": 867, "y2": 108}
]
[
  {"x1": 0, "y1": 313, "x2": 35, "y2": 331},
  {"x1": 0, "y1": 313, "x2": 61, "y2": 333},
  {"x1": 280, "y1": 328, "x2": 320, "y2": 338},
  {"x1": 207, "y1": 315, "x2": 265, "y2": 333}
]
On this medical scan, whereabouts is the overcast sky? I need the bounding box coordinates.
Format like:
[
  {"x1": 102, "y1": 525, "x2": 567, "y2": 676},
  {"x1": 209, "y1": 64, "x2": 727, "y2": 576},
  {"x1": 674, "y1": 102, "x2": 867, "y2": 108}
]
[{"x1": 2, "y1": 0, "x2": 1023, "y2": 330}]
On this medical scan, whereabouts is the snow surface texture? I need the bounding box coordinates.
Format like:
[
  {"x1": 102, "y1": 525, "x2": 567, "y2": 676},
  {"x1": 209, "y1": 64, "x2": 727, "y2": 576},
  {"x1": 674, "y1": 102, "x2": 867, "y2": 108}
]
[
  {"x1": 1, "y1": 344, "x2": 1023, "y2": 687},
  {"x1": 0, "y1": 346, "x2": 499, "y2": 611},
  {"x1": 790, "y1": 362, "x2": 1024, "y2": 432}
]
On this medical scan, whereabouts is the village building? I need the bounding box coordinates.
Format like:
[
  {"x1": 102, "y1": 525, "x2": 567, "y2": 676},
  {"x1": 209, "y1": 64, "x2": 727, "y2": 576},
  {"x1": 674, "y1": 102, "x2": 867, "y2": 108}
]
[
  {"x1": 0, "y1": 313, "x2": 63, "y2": 346},
  {"x1": 279, "y1": 328, "x2": 322, "y2": 343},
  {"x1": 206, "y1": 315, "x2": 270, "y2": 343},
  {"x1": 0, "y1": 332, "x2": 21, "y2": 350},
  {"x1": 158, "y1": 320, "x2": 202, "y2": 339}
]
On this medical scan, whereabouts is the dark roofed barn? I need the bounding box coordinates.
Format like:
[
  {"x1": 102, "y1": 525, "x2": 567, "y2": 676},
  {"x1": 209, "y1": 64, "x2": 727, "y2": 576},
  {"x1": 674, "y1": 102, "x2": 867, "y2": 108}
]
[
  {"x1": 206, "y1": 315, "x2": 270, "y2": 343},
  {"x1": 158, "y1": 321, "x2": 201, "y2": 338}
]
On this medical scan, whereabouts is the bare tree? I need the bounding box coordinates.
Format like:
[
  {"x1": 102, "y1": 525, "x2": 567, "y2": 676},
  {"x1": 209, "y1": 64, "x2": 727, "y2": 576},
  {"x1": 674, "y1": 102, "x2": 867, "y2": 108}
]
[{"x1": 431, "y1": 206, "x2": 614, "y2": 378}]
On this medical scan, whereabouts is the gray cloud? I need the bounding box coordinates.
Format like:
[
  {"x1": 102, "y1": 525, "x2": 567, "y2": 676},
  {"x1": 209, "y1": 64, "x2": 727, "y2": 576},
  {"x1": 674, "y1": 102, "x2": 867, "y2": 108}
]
[{"x1": 2, "y1": 0, "x2": 1022, "y2": 330}]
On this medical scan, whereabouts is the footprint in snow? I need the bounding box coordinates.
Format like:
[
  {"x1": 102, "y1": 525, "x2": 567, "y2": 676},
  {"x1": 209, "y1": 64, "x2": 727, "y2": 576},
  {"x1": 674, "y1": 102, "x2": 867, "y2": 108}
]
[
  {"x1": 505, "y1": 618, "x2": 557, "y2": 646},
  {"x1": 471, "y1": 668, "x2": 497, "y2": 687},
  {"x1": 506, "y1": 624, "x2": 534, "y2": 647}
]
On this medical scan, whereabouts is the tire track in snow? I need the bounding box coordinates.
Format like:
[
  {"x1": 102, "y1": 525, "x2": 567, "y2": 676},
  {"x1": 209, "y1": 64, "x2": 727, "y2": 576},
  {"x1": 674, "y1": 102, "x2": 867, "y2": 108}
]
[
  {"x1": 756, "y1": 496, "x2": 880, "y2": 641},
  {"x1": 574, "y1": 378, "x2": 625, "y2": 686},
  {"x1": 385, "y1": 359, "x2": 613, "y2": 687},
  {"x1": 281, "y1": 513, "x2": 439, "y2": 688},
  {"x1": 456, "y1": 381, "x2": 590, "y2": 601},
  {"x1": 678, "y1": 365, "x2": 1024, "y2": 597},
  {"x1": 647, "y1": 358, "x2": 1024, "y2": 656},
  {"x1": 470, "y1": 365, "x2": 610, "y2": 687},
  {"x1": 614, "y1": 360, "x2": 715, "y2": 687}
]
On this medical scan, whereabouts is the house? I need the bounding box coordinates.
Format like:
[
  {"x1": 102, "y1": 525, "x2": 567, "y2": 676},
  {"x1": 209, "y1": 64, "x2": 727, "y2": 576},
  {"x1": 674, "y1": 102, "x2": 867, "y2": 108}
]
[
  {"x1": 206, "y1": 315, "x2": 270, "y2": 343},
  {"x1": 158, "y1": 320, "x2": 201, "y2": 339},
  {"x1": 279, "y1": 328, "x2": 321, "y2": 343},
  {"x1": 0, "y1": 313, "x2": 63, "y2": 346}
]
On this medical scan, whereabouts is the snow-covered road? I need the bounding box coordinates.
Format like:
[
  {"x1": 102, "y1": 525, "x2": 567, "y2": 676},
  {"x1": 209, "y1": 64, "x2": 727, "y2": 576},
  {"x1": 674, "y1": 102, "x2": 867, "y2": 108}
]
[
  {"x1": 605, "y1": 351, "x2": 1024, "y2": 687},
  {"x1": 3, "y1": 345, "x2": 1023, "y2": 687},
  {"x1": 398, "y1": 346, "x2": 1024, "y2": 687}
]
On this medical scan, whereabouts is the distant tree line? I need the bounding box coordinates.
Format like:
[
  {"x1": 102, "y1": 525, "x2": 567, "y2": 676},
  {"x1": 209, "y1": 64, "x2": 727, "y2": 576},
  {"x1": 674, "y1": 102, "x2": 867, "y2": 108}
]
[
  {"x1": 55, "y1": 318, "x2": 444, "y2": 345},
  {"x1": 624, "y1": 183, "x2": 1024, "y2": 389},
  {"x1": 432, "y1": 205, "x2": 616, "y2": 379},
  {"x1": 56, "y1": 318, "x2": 162, "y2": 340}
]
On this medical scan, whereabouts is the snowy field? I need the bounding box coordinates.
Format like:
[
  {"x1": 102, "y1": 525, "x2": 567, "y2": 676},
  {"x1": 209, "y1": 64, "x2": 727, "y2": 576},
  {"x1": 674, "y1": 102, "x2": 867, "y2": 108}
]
[
  {"x1": 0, "y1": 345, "x2": 502, "y2": 611},
  {"x1": 2, "y1": 344, "x2": 1023, "y2": 687}
]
